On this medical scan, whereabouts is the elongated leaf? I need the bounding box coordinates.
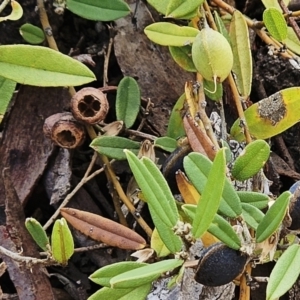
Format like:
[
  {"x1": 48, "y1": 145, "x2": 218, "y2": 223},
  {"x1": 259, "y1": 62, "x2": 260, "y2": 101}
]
[
  {"x1": 267, "y1": 244, "x2": 300, "y2": 300},
  {"x1": 232, "y1": 140, "x2": 270, "y2": 181},
  {"x1": 25, "y1": 218, "x2": 50, "y2": 251},
  {"x1": 184, "y1": 152, "x2": 242, "y2": 218},
  {"x1": 116, "y1": 77, "x2": 141, "y2": 128},
  {"x1": 110, "y1": 259, "x2": 183, "y2": 288},
  {"x1": 125, "y1": 151, "x2": 182, "y2": 253},
  {"x1": 192, "y1": 149, "x2": 226, "y2": 238},
  {"x1": 0, "y1": 45, "x2": 95, "y2": 86},
  {"x1": 256, "y1": 191, "x2": 291, "y2": 243},
  {"x1": 230, "y1": 88, "x2": 300, "y2": 141},
  {"x1": 144, "y1": 23, "x2": 199, "y2": 46},
  {"x1": 286, "y1": 27, "x2": 300, "y2": 55},
  {"x1": 0, "y1": 76, "x2": 16, "y2": 123},
  {"x1": 150, "y1": 228, "x2": 171, "y2": 257},
  {"x1": 89, "y1": 262, "x2": 146, "y2": 287},
  {"x1": 66, "y1": 0, "x2": 130, "y2": 21},
  {"x1": 51, "y1": 218, "x2": 74, "y2": 265},
  {"x1": 208, "y1": 214, "x2": 241, "y2": 250},
  {"x1": 166, "y1": 93, "x2": 186, "y2": 139},
  {"x1": 263, "y1": 8, "x2": 287, "y2": 42},
  {"x1": 60, "y1": 208, "x2": 146, "y2": 250},
  {"x1": 154, "y1": 136, "x2": 177, "y2": 152},
  {"x1": 169, "y1": 46, "x2": 197, "y2": 72},
  {"x1": 262, "y1": 0, "x2": 290, "y2": 10},
  {"x1": 242, "y1": 203, "x2": 265, "y2": 230},
  {"x1": 230, "y1": 10, "x2": 252, "y2": 98},
  {"x1": 238, "y1": 191, "x2": 269, "y2": 209},
  {"x1": 90, "y1": 136, "x2": 140, "y2": 160},
  {"x1": 147, "y1": 0, "x2": 169, "y2": 14},
  {"x1": 166, "y1": 0, "x2": 204, "y2": 19},
  {"x1": 214, "y1": 11, "x2": 231, "y2": 45},
  {"x1": 19, "y1": 23, "x2": 45, "y2": 44},
  {"x1": 88, "y1": 284, "x2": 152, "y2": 300}
]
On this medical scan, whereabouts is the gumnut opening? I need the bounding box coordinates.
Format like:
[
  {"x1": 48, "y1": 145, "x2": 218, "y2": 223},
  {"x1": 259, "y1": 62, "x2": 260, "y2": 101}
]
[
  {"x1": 71, "y1": 87, "x2": 109, "y2": 124},
  {"x1": 43, "y1": 112, "x2": 85, "y2": 149}
]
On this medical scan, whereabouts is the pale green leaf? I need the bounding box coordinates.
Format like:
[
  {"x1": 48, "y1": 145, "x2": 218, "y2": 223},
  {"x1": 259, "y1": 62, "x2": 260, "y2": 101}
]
[
  {"x1": 0, "y1": 76, "x2": 16, "y2": 122},
  {"x1": 144, "y1": 23, "x2": 199, "y2": 46},
  {"x1": 150, "y1": 228, "x2": 171, "y2": 257},
  {"x1": 147, "y1": 0, "x2": 169, "y2": 14},
  {"x1": 166, "y1": 0, "x2": 204, "y2": 19},
  {"x1": 261, "y1": 0, "x2": 290, "y2": 10},
  {"x1": 241, "y1": 203, "x2": 265, "y2": 230},
  {"x1": 286, "y1": 27, "x2": 300, "y2": 55},
  {"x1": 154, "y1": 136, "x2": 177, "y2": 152},
  {"x1": 66, "y1": 0, "x2": 130, "y2": 21},
  {"x1": 169, "y1": 45, "x2": 197, "y2": 72},
  {"x1": 0, "y1": 0, "x2": 23, "y2": 22},
  {"x1": 229, "y1": 10, "x2": 252, "y2": 98},
  {"x1": 116, "y1": 77, "x2": 141, "y2": 128},
  {"x1": 267, "y1": 244, "x2": 300, "y2": 300},
  {"x1": 192, "y1": 149, "x2": 226, "y2": 238},
  {"x1": 0, "y1": 45, "x2": 95, "y2": 86}
]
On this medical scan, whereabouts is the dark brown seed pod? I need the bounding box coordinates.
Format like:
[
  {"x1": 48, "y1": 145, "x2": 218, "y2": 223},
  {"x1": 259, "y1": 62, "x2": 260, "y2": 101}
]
[
  {"x1": 195, "y1": 242, "x2": 248, "y2": 286},
  {"x1": 43, "y1": 112, "x2": 85, "y2": 149},
  {"x1": 71, "y1": 87, "x2": 109, "y2": 124}
]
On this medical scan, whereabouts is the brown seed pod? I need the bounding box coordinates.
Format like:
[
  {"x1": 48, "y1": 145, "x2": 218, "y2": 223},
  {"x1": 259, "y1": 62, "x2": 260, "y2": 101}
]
[
  {"x1": 43, "y1": 112, "x2": 85, "y2": 149},
  {"x1": 195, "y1": 243, "x2": 248, "y2": 286},
  {"x1": 71, "y1": 87, "x2": 109, "y2": 124}
]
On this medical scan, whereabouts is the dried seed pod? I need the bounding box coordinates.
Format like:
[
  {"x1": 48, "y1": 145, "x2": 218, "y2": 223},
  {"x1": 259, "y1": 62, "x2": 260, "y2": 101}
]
[
  {"x1": 71, "y1": 87, "x2": 109, "y2": 124},
  {"x1": 43, "y1": 112, "x2": 85, "y2": 149},
  {"x1": 195, "y1": 243, "x2": 248, "y2": 286}
]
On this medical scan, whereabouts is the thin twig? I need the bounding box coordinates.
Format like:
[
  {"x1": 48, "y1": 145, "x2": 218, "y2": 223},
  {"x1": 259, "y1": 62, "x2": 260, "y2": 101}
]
[
  {"x1": 0, "y1": 0, "x2": 10, "y2": 14},
  {"x1": 103, "y1": 26, "x2": 114, "y2": 86}
]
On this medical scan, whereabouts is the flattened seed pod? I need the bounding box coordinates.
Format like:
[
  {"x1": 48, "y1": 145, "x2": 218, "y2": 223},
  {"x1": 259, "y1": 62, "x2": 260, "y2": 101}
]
[{"x1": 195, "y1": 242, "x2": 248, "y2": 286}]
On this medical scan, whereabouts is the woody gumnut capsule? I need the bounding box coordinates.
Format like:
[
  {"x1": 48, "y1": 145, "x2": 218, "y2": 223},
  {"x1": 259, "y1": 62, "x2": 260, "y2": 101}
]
[
  {"x1": 43, "y1": 112, "x2": 85, "y2": 149},
  {"x1": 71, "y1": 87, "x2": 109, "y2": 124}
]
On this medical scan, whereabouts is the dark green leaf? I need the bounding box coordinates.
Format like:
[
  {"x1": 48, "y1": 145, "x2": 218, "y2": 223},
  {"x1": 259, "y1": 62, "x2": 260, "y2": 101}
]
[
  {"x1": 154, "y1": 136, "x2": 177, "y2": 152},
  {"x1": 19, "y1": 23, "x2": 45, "y2": 44}
]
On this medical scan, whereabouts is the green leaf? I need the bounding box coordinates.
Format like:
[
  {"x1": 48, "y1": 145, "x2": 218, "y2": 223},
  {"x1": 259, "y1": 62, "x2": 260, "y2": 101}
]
[
  {"x1": 262, "y1": 0, "x2": 290, "y2": 10},
  {"x1": 165, "y1": 0, "x2": 204, "y2": 19},
  {"x1": 203, "y1": 79, "x2": 223, "y2": 101},
  {"x1": 237, "y1": 191, "x2": 269, "y2": 209},
  {"x1": 263, "y1": 8, "x2": 288, "y2": 42},
  {"x1": 88, "y1": 284, "x2": 152, "y2": 300},
  {"x1": 169, "y1": 45, "x2": 197, "y2": 72},
  {"x1": 154, "y1": 136, "x2": 177, "y2": 152},
  {"x1": 166, "y1": 93, "x2": 186, "y2": 139},
  {"x1": 241, "y1": 203, "x2": 265, "y2": 230},
  {"x1": 66, "y1": 0, "x2": 130, "y2": 21},
  {"x1": 208, "y1": 214, "x2": 241, "y2": 250},
  {"x1": 0, "y1": 45, "x2": 95, "y2": 87},
  {"x1": 90, "y1": 136, "x2": 140, "y2": 160},
  {"x1": 51, "y1": 218, "x2": 74, "y2": 265},
  {"x1": 184, "y1": 152, "x2": 242, "y2": 218},
  {"x1": 89, "y1": 262, "x2": 146, "y2": 287},
  {"x1": 231, "y1": 140, "x2": 270, "y2": 181},
  {"x1": 147, "y1": 0, "x2": 169, "y2": 14},
  {"x1": 151, "y1": 228, "x2": 171, "y2": 257},
  {"x1": 192, "y1": 149, "x2": 226, "y2": 238},
  {"x1": 256, "y1": 191, "x2": 291, "y2": 243},
  {"x1": 192, "y1": 28, "x2": 233, "y2": 82},
  {"x1": 214, "y1": 11, "x2": 231, "y2": 45},
  {"x1": 229, "y1": 10, "x2": 253, "y2": 98},
  {"x1": 110, "y1": 259, "x2": 183, "y2": 288},
  {"x1": 116, "y1": 77, "x2": 141, "y2": 128},
  {"x1": 286, "y1": 27, "x2": 300, "y2": 55},
  {"x1": 144, "y1": 23, "x2": 199, "y2": 46},
  {"x1": 125, "y1": 150, "x2": 182, "y2": 253},
  {"x1": 25, "y1": 218, "x2": 50, "y2": 251},
  {"x1": 19, "y1": 23, "x2": 45, "y2": 44},
  {"x1": 230, "y1": 88, "x2": 300, "y2": 141},
  {"x1": 267, "y1": 244, "x2": 300, "y2": 300},
  {"x1": 0, "y1": 76, "x2": 16, "y2": 123}
]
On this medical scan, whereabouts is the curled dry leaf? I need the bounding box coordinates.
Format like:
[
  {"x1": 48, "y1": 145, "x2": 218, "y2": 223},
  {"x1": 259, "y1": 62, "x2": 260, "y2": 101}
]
[{"x1": 60, "y1": 208, "x2": 146, "y2": 250}]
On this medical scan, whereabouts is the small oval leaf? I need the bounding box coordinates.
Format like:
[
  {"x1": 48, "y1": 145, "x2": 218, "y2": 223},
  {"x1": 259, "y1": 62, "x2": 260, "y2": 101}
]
[
  {"x1": 154, "y1": 136, "x2": 177, "y2": 152},
  {"x1": 51, "y1": 218, "x2": 74, "y2": 265},
  {"x1": 232, "y1": 139, "x2": 270, "y2": 181},
  {"x1": 144, "y1": 23, "x2": 199, "y2": 46},
  {"x1": 25, "y1": 218, "x2": 50, "y2": 251},
  {"x1": 110, "y1": 259, "x2": 183, "y2": 288},
  {"x1": 0, "y1": 45, "x2": 95, "y2": 86},
  {"x1": 19, "y1": 23, "x2": 45, "y2": 44},
  {"x1": 116, "y1": 76, "x2": 141, "y2": 128},
  {"x1": 60, "y1": 208, "x2": 146, "y2": 250},
  {"x1": 165, "y1": 0, "x2": 204, "y2": 19},
  {"x1": 169, "y1": 45, "x2": 197, "y2": 72},
  {"x1": 263, "y1": 7, "x2": 288, "y2": 42},
  {"x1": 66, "y1": 0, "x2": 130, "y2": 21},
  {"x1": 192, "y1": 28, "x2": 233, "y2": 82},
  {"x1": 256, "y1": 191, "x2": 291, "y2": 243},
  {"x1": 267, "y1": 244, "x2": 300, "y2": 300},
  {"x1": 90, "y1": 136, "x2": 140, "y2": 160}
]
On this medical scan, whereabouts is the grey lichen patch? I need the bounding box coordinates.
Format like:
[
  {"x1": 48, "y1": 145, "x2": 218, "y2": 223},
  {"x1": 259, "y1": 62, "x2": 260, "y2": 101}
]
[{"x1": 257, "y1": 92, "x2": 287, "y2": 125}]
